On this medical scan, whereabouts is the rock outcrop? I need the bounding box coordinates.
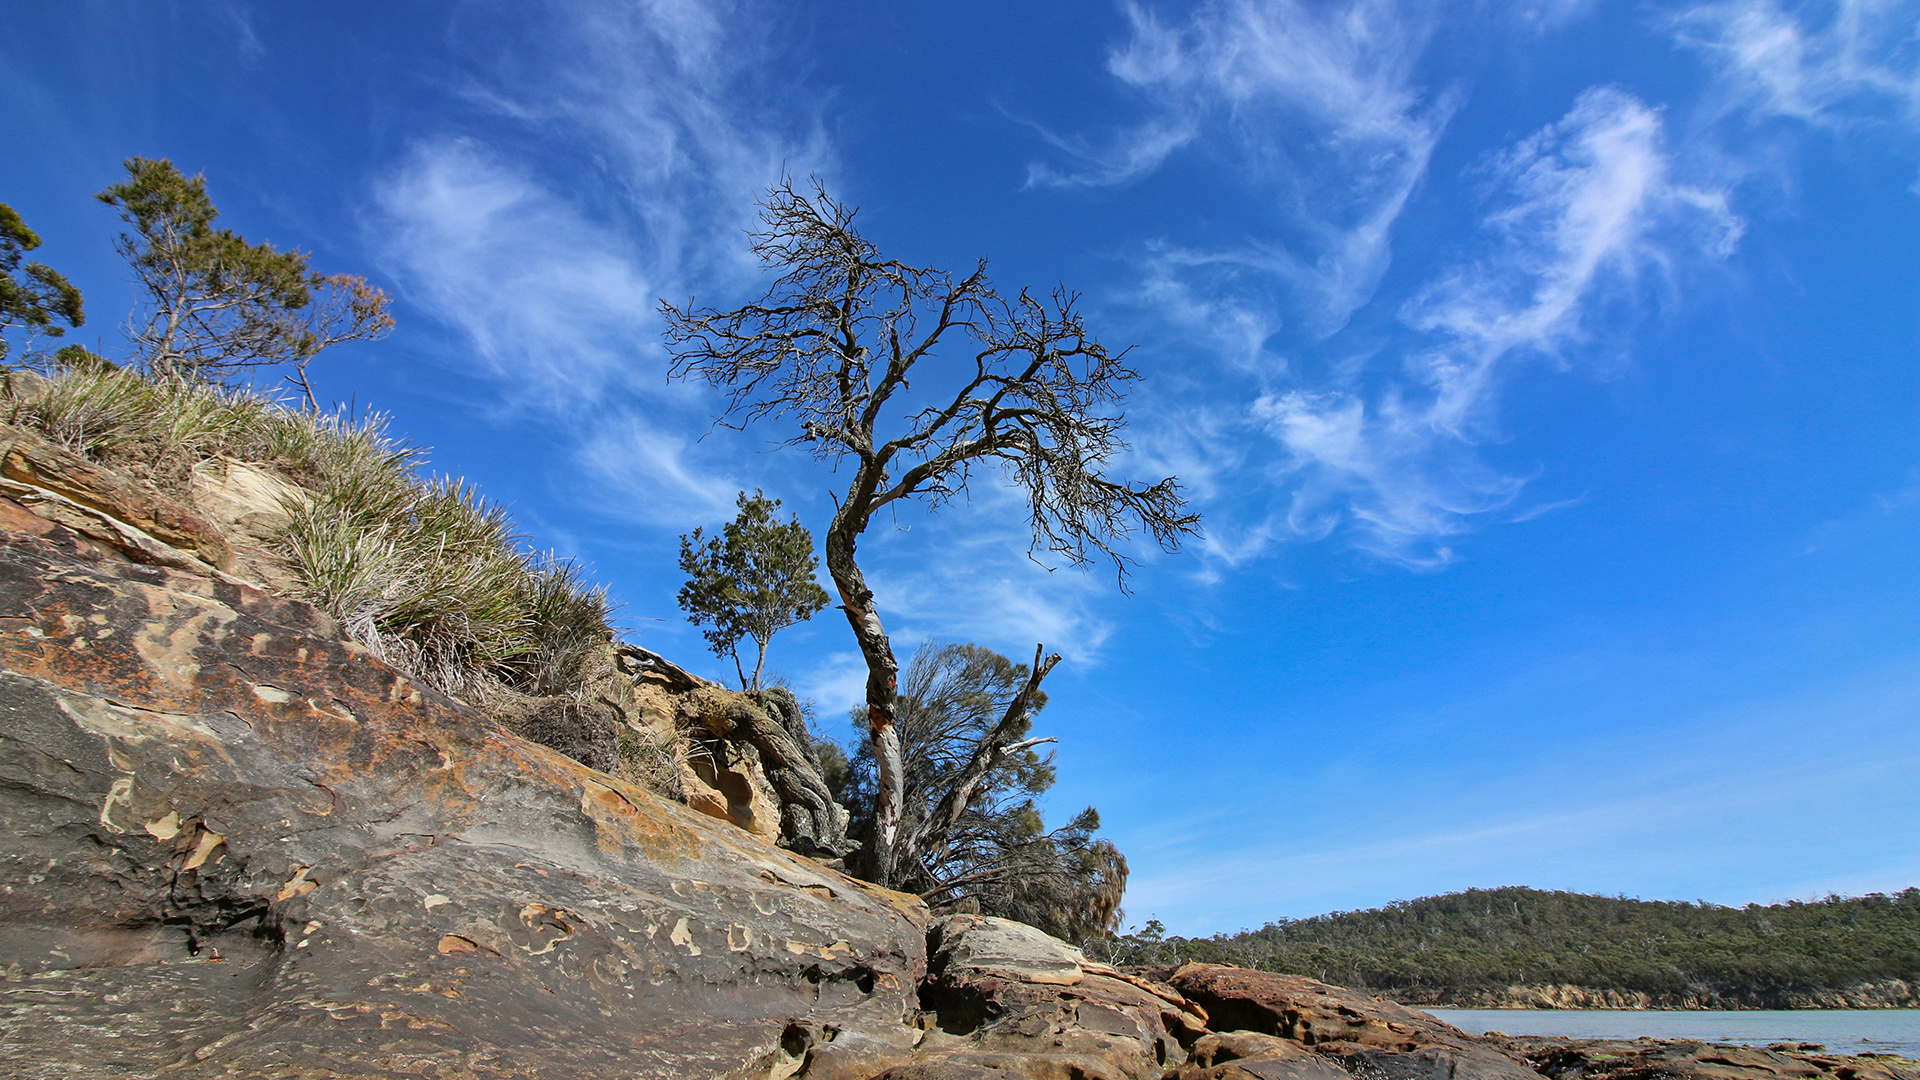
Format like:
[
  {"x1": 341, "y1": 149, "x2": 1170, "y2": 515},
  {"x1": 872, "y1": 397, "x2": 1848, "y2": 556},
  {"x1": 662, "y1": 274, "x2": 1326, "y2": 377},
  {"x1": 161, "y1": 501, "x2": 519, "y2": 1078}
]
[
  {"x1": 1172, "y1": 1031, "x2": 1351, "y2": 1080},
  {"x1": 1164, "y1": 964, "x2": 1547, "y2": 1080},
  {"x1": 2, "y1": 406, "x2": 1914, "y2": 1080},
  {"x1": 0, "y1": 520, "x2": 924, "y2": 1078},
  {"x1": 899, "y1": 915, "x2": 1210, "y2": 1080},
  {"x1": 1490, "y1": 1035, "x2": 1920, "y2": 1080}
]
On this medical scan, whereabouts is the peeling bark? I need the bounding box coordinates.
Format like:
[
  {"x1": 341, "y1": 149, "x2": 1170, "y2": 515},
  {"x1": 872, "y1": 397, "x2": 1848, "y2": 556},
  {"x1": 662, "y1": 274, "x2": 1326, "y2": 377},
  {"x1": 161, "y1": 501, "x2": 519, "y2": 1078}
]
[{"x1": 825, "y1": 495, "x2": 904, "y2": 885}]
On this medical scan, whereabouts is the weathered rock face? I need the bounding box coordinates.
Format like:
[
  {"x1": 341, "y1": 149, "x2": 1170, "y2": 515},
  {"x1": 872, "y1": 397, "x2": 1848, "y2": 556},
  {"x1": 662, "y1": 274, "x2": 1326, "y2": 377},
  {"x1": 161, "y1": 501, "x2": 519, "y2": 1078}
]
[
  {"x1": 1165, "y1": 964, "x2": 1546, "y2": 1080},
  {"x1": 0, "y1": 418, "x2": 833, "y2": 851},
  {"x1": 0, "y1": 521, "x2": 927, "y2": 1078},
  {"x1": 1491, "y1": 1035, "x2": 1920, "y2": 1080},
  {"x1": 899, "y1": 915, "x2": 1211, "y2": 1080},
  {"x1": 0, "y1": 431, "x2": 237, "y2": 578}
]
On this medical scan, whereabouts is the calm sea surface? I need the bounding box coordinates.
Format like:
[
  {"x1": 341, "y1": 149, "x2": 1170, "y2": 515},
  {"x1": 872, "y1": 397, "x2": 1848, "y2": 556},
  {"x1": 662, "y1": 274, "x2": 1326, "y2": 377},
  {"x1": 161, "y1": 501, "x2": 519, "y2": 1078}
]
[{"x1": 1429, "y1": 1009, "x2": 1920, "y2": 1059}]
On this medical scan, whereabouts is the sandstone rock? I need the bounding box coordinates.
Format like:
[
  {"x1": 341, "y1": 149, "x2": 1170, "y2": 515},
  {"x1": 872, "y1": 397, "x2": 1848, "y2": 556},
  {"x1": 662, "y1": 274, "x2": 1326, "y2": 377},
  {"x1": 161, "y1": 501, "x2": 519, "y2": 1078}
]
[
  {"x1": 905, "y1": 915, "x2": 1210, "y2": 1080},
  {"x1": 187, "y1": 455, "x2": 306, "y2": 546},
  {"x1": 183, "y1": 455, "x2": 310, "y2": 592},
  {"x1": 1190, "y1": 1031, "x2": 1313, "y2": 1064},
  {"x1": 0, "y1": 524, "x2": 928, "y2": 1079},
  {"x1": 1396, "y1": 979, "x2": 1920, "y2": 1011},
  {"x1": 0, "y1": 430, "x2": 235, "y2": 573},
  {"x1": 929, "y1": 912, "x2": 1089, "y2": 986},
  {"x1": 1167, "y1": 1031, "x2": 1352, "y2": 1080},
  {"x1": 874, "y1": 1064, "x2": 1014, "y2": 1080},
  {"x1": 1492, "y1": 1036, "x2": 1920, "y2": 1080},
  {"x1": 1167, "y1": 965, "x2": 1546, "y2": 1080}
]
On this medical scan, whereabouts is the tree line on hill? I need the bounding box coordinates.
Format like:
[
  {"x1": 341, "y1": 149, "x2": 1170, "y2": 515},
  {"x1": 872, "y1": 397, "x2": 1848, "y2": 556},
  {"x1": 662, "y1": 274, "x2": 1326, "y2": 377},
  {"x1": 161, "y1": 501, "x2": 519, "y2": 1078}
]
[{"x1": 1093, "y1": 886, "x2": 1920, "y2": 1005}]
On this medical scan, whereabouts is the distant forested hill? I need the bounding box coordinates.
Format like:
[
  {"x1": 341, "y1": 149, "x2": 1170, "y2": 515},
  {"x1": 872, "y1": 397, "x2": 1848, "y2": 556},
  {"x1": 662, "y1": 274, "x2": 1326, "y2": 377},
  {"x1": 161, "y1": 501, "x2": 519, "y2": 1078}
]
[{"x1": 1100, "y1": 887, "x2": 1920, "y2": 1008}]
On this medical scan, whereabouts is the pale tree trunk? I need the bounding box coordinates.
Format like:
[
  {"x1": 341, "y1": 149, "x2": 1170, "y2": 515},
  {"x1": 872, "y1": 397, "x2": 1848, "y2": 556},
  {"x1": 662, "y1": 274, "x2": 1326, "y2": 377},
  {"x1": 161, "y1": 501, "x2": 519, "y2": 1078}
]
[{"x1": 823, "y1": 500, "x2": 904, "y2": 887}]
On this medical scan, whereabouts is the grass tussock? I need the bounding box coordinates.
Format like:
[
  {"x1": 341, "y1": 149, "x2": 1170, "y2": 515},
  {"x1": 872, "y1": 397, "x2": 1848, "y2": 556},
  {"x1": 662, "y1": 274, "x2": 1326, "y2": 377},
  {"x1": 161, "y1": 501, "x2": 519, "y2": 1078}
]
[{"x1": 0, "y1": 363, "x2": 621, "y2": 718}]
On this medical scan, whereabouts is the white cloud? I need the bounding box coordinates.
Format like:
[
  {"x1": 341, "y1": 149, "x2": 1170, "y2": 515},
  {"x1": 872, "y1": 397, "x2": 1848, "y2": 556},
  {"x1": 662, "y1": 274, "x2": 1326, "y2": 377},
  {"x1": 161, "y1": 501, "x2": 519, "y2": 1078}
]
[
  {"x1": 574, "y1": 410, "x2": 741, "y2": 526},
  {"x1": 1023, "y1": 119, "x2": 1201, "y2": 190},
  {"x1": 374, "y1": 139, "x2": 659, "y2": 409},
  {"x1": 1245, "y1": 88, "x2": 1741, "y2": 563},
  {"x1": 1402, "y1": 87, "x2": 1742, "y2": 437},
  {"x1": 368, "y1": 0, "x2": 833, "y2": 535},
  {"x1": 1039, "y1": 0, "x2": 1453, "y2": 338},
  {"x1": 870, "y1": 553, "x2": 1119, "y2": 669},
  {"x1": 372, "y1": 0, "x2": 827, "y2": 410},
  {"x1": 794, "y1": 651, "x2": 873, "y2": 730},
  {"x1": 519, "y1": 0, "x2": 832, "y2": 281},
  {"x1": 1251, "y1": 388, "x2": 1529, "y2": 565},
  {"x1": 1671, "y1": 0, "x2": 1920, "y2": 129}
]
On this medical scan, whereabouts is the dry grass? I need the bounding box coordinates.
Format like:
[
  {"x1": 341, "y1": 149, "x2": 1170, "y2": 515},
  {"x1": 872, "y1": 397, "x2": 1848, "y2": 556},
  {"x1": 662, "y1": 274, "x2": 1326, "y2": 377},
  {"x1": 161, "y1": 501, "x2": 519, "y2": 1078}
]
[{"x1": 0, "y1": 363, "x2": 627, "y2": 722}]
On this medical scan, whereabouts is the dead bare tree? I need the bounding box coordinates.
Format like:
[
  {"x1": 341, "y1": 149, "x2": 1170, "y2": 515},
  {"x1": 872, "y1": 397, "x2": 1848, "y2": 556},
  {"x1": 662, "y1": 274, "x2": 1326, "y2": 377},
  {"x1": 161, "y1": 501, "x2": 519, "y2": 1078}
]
[{"x1": 663, "y1": 179, "x2": 1199, "y2": 886}]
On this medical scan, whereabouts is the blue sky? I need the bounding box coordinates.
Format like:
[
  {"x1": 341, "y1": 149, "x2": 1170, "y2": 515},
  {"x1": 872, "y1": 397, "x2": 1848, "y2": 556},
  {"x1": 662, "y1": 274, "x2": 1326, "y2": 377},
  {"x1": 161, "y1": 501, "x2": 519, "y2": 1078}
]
[{"x1": 3, "y1": 0, "x2": 1915, "y2": 935}]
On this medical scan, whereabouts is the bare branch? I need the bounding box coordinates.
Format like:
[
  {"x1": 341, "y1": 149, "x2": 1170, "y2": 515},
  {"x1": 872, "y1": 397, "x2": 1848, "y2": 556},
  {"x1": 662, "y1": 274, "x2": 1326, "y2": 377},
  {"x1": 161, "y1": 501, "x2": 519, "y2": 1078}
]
[{"x1": 660, "y1": 178, "x2": 1199, "y2": 887}]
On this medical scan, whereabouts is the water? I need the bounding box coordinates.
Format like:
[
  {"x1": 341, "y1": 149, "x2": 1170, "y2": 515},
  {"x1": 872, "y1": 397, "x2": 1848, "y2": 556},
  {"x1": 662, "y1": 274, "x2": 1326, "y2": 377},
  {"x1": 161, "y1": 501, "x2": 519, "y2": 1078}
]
[{"x1": 1429, "y1": 1009, "x2": 1920, "y2": 1059}]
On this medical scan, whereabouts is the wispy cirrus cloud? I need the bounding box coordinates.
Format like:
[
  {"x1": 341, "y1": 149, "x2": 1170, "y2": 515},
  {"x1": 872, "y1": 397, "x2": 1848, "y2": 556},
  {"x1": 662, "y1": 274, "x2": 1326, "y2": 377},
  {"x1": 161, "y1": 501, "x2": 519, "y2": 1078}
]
[
  {"x1": 860, "y1": 492, "x2": 1124, "y2": 669},
  {"x1": 1400, "y1": 88, "x2": 1742, "y2": 438},
  {"x1": 374, "y1": 139, "x2": 660, "y2": 410},
  {"x1": 370, "y1": 0, "x2": 829, "y2": 528},
  {"x1": 1671, "y1": 0, "x2": 1920, "y2": 129},
  {"x1": 376, "y1": 0, "x2": 827, "y2": 402},
  {"x1": 1035, "y1": 0, "x2": 1453, "y2": 338},
  {"x1": 1252, "y1": 88, "x2": 1742, "y2": 564},
  {"x1": 573, "y1": 411, "x2": 742, "y2": 526}
]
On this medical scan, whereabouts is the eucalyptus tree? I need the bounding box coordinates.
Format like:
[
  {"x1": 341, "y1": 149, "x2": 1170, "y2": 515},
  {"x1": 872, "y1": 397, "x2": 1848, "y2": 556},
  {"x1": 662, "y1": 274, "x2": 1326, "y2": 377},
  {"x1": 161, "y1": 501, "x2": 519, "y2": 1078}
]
[
  {"x1": 0, "y1": 202, "x2": 85, "y2": 362},
  {"x1": 96, "y1": 158, "x2": 392, "y2": 400},
  {"x1": 839, "y1": 641, "x2": 1130, "y2": 942},
  {"x1": 663, "y1": 180, "x2": 1198, "y2": 886}
]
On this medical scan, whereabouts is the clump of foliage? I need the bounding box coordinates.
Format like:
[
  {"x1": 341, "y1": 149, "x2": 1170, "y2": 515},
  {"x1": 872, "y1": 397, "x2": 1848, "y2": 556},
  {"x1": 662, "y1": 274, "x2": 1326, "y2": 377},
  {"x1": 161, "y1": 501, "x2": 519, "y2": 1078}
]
[
  {"x1": 837, "y1": 641, "x2": 1129, "y2": 945},
  {"x1": 677, "y1": 489, "x2": 830, "y2": 692},
  {"x1": 1097, "y1": 885, "x2": 1920, "y2": 1004},
  {"x1": 0, "y1": 203, "x2": 85, "y2": 362},
  {"x1": 95, "y1": 158, "x2": 392, "y2": 400}
]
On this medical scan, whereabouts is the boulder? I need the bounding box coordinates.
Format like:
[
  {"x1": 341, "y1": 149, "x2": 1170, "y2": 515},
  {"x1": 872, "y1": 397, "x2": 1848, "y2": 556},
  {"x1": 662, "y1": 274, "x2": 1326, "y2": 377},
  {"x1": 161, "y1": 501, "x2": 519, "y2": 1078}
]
[
  {"x1": 1172, "y1": 1031, "x2": 1353, "y2": 1080},
  {"x1": 1166, "y1": 964, "x2": 1546, "y2": 1080},
  {"x1": 1492, "y1": 1035, "x2": 1920, "y2": 1080},
  {"x1": 900, "y1": 915, "x2": 1210, "y2": 1080},
  {"x1": 0, "y1": 522, "x2": 928, "y2": 1079},
  {"x1": 1167, "y1": 1022, "x2": 1351, "y2": 1076}
]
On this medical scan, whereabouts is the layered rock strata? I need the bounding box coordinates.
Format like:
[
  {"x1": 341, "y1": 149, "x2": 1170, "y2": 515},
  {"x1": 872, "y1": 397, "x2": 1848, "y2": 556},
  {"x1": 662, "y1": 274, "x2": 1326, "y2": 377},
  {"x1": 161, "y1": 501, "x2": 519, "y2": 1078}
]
[
  {"x1": 1, "y1": 409, "x2": 1911, "y2": 1080},
  {"x1": 0, "y1": 520, "x2": 924, "y2": 1078},
  {"x1": 895, "y1": 915, "x2": 1211, "y2": 1080},
  {"x1": 1391, "y1": 980, "x2": 1920, "y2": 1011}
]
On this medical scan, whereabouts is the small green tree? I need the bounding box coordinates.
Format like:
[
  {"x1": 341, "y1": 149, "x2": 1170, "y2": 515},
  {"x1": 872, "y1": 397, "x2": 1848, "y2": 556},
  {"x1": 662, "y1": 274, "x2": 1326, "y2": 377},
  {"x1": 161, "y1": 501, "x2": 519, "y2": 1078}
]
[
  {"x1": 96, "y1": 157, "x2": 392, "y2": 398},
  {"x1": 0, "y1": 202, "x2": 85, "y2": 363},
  {"x1": 677, "y1": 489, "x2": 832, "y2": 692}
]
